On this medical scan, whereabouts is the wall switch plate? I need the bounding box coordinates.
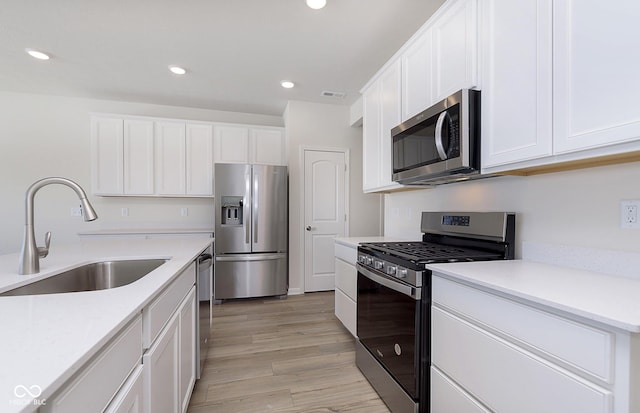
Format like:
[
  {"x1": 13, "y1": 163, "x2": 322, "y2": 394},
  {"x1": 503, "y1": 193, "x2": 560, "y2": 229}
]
[
  {"x1": 121, "y1": 207, "x2": 129, "y2": 217},
  {"x1": 181, "y1": 207, "x2": 188, "y2": 217},
  {"x1": 620, "y1": 200, "x2": 640, "y2": 228},
  {"x1": 71, "y1": 206, "x2": 82, "y2": 217}
]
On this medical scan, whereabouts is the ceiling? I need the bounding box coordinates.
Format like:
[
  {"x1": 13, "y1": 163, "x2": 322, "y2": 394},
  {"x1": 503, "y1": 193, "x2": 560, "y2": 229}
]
[{"x1": 0, "y1": 0, "x2": 445, "y2": 117}]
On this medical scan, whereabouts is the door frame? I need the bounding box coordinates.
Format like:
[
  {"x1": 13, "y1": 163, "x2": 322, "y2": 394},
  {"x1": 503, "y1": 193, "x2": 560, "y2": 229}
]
[{"x1": 300, "y1": 146, "x2": 350, "y2": 293}]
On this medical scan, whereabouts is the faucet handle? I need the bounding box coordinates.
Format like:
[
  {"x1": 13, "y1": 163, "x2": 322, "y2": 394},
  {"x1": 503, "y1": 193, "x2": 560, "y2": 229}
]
[{"x1": 38, "y1": 231, "x2": 51, "y2": 258}]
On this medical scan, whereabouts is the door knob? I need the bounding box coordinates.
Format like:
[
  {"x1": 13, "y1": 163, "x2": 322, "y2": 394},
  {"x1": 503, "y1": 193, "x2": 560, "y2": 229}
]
[{"x1": 306, "y1": 226, "x2": 314, "y2": 231}]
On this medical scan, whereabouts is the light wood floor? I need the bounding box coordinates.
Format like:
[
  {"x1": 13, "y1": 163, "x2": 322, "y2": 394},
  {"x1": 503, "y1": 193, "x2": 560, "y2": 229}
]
[{"x1": 187, "y1": 291, "x2": 390, "y2": 413}]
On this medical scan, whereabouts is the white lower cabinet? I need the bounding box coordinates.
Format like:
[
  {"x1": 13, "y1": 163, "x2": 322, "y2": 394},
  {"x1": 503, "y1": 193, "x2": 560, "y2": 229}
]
[
  {"x1": 334, "y1": 241, "x2": 358, "y2": 337},
  {"x1": 42, "y1": 316, "x2": 143, "y2": 413},
  {"x1": 143, "y1": 307, "x2": 180, "y2": 413},
  {"x1": 178, "y1": 287, "x2": 197, "y2": 413},
  {"x1": 43, "y1": 261, "x2": 198, "y2": 413},
  {"x1": 143, "y1": 272, "x2": 197, "y2": 413},
  {"x1": 105, "y1": 365, "x2": 144, "y2": 413},
  {"x1": 431, "y1": 366, "x2": 490, "y2": 413},
  {"x1": 431, "y1": 274, "x2": 640, "y2": 413}
]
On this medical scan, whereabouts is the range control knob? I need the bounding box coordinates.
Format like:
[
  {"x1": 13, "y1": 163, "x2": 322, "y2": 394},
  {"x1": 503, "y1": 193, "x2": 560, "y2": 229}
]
[
  {"x1": 364, "y1": 256, "x2": 373, "y2": 265},
  {"x1": 374, "y1": 260, "x2": 383, "y2": 270},
  {"x1": 386, "y1": 266, "x2": 397, "y2": 276},
  {"x1": 358, "y1": 255, "x2": 366, "y2": 264},
  {"x1": 397, "y1": 268, "x2": 408, "y2": 279}
]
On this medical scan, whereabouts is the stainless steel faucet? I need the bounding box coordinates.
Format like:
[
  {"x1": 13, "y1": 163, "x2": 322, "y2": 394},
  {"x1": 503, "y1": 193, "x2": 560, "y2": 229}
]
[{"x1": 19, "y1": 177, "x2": 98, "y2": 275}]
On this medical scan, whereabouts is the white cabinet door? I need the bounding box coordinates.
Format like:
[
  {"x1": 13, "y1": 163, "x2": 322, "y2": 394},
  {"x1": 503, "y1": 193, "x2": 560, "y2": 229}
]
[
  {"x1": 553, "y1": 0, "x2": 640, "y2": 154},
  {"x1": 480, "y1": 0, "x2": 553, "y2": 170},
  {"x1": 124, "y1": 120, "x2": 155, "y2": 195},
  {"x1": 431, "y1": 0, "x2": 478, "y2": 102},
  {"x1": 91, "y1": 117, "x2": 124, "y2": 195},
  {"x1": 186, "y1": 123, "x2": 213, "y2": 196},
  {"x1": 214, "y1": 125, "x2": 249, "y2": 163},
  {"x1": 250, "y1": 128, "x2": 285, "y2": 165},
  {"x1": 379, "y1": 60, "x2": 402, "y2": 188},
  {"x1": 155, "y1": 121, "x2": 186, "y2": 196},
  {"x1": 362, "y1": 82, "x2": 381, "y2": 192},
  {"x1": 178, "y1": 288, "x2": 196, "y2": 413},
  {"x1": 143, "y1": 311, "x2": 180, "y2": 413},
  {"x1": 402, "y1": 29, "x2": 433, "y2": 121},
  {"x1": 362, "y1": 62, "x2": 403, "y2": 193}
]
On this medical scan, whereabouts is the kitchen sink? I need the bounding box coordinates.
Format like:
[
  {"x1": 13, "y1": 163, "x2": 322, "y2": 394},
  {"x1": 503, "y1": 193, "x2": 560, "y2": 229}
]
[{"x1": 1, "y1": 258, "x2": 168, "y2": 296}]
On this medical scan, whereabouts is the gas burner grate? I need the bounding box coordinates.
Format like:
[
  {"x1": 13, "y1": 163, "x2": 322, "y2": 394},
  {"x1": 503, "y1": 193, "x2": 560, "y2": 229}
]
[{"x1": 363, "y1": 242, "x2": 503, "y2": 264}]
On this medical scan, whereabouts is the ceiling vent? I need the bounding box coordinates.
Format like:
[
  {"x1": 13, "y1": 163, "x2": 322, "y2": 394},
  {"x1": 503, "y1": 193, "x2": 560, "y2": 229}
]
[{"x1": 321, "y1": 90, "x2": 346, "y2": 99}]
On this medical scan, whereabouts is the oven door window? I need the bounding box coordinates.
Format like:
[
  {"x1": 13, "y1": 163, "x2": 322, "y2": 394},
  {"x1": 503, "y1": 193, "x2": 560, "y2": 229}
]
[
  {"x1": 357, "y1": 271, "x2": 420, "y2": 399},
  {"x1": 393, "y1": 104, "x2": 460, "y2": 173}
]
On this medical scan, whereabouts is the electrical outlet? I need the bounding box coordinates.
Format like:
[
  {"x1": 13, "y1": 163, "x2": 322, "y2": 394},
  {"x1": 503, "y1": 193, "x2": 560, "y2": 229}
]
[
  {"x1": 620, "y1": 200, "x2": 640, "y2": 228},
  {"x1": 121, "y1": 207, "x2": 129, "y2": 217},
  {"x1": 181, "y1": 207, "x2": 188, "y2": 217},
  {"x1": 71, "y1": 206, "x2": 82, "y2": 217}
]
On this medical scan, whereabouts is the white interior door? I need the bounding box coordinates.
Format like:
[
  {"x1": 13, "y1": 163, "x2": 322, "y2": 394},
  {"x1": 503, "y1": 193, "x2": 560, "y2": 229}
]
[{"x1": 304, "y1": 149, "x2": 347, "y2": 292}]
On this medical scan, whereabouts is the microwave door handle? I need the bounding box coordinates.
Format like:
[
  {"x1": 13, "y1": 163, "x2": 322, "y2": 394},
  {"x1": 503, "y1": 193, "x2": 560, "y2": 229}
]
[{"x1": 435, "y1": 111, "x2": 449, "y2": 160}]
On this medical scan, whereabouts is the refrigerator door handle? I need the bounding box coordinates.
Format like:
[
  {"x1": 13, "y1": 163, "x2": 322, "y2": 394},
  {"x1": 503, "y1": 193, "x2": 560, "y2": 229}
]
[
  {"x1": 245, "y1": 169, "x2": 251, "y2": 245},
  {"x1": 215, "y1": 253, "x2": 285, "y2": 262},
  {"x1": 253, "y1": 170, "x2": 259, "y2": 244}
]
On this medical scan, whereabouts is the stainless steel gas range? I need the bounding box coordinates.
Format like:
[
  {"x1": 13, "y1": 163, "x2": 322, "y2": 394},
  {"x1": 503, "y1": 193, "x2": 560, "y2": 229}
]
[{"x1": 355, "y1": 212, "x2": 515, "y2": 413}]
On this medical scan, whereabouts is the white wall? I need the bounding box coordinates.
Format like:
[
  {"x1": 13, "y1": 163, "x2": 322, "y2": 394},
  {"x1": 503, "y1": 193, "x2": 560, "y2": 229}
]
[
  {"x1": 0, "y1": 90, "x2": 282, "y2": 255},
  {"x1": 384, "y1": 162, "x2": 640, "y2": 258},
  {"x1": 284, "y1": 100, "x2": 382, "y2": 294}
]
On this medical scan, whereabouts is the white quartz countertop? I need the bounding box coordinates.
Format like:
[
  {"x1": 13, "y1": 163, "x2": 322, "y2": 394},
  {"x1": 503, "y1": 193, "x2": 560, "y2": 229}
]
[
  {"x1": 428, "y1": 260, "x2": 640, "y2": 333},
  {"x1": 0, "y1": 237, "x2": 212, "y2": 412},
  {"x1": 334, "y1": 236, "x2": 410, "y2": 248}
]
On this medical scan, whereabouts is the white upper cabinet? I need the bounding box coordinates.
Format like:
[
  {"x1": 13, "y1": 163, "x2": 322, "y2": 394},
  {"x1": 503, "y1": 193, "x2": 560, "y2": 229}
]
[
  {"x1": 186, "y1": 123, "x2": 214, "y2": 196},
  {"x1": 124, "y1": 119, "x2": 155, "y2": 195},
  {"x1": 362, "y1": 81, "x2": 382, "y2": 191},
  {"x1": 402, "y1": 30, "x2": 432, "y2": 121},
  {"x1": 91, "y1": 115, "x2": 281, "y2": 197},
  {"x1": 401, "y1": 0, "x2": 478, "y2": 122},
  {"x1": 362, "y1": 60, "x2": 404, "y2": 193},
  {"x1": 250, "y1": 128, "x2": 286, "y2": 165},
  {"x1": 481, "y1": 0, "x2": 553, "y2": 169},
  {"x1": 91, "y1": 116, "x2": 124, "y2": 195},
  {"x1": 214, "y1": 125, "x2": 249, "y2": 164},
  {"x1": 553, "y1": 0, "x2": 640, "y2": 154},
  {"x1": 155, "y1": 121, "x2": 186, "y2": 196},
  {"x1": 361, "y1": 0, "x2": 479, "y2": 193},
  {"x1": 482, "y1": 0, "x2": 640, "y2": 173},
  {"x1": 431, "y1": 0, "x2": 478, "y2": 103},
  {"x1": 214, "y1": 125, "x2": 286, "y2": 165},
  {"x1": 379, "y1": 61, "x2": 403, "y2": 189}
]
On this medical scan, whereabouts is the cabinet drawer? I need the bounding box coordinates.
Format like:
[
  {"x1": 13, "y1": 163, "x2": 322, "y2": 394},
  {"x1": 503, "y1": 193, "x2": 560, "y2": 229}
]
[
  {"x1": 335, "y1": 258, "x2": 357, "y2": 301},
  {"x1": 43, "y1": 316, "x2": 143, "y2": 413},
  {"x1": 432, "y1": 307, "x2": 612, "y2": 413},
  {"x1": 334, "y1": 242, "x2": 357, "y2": 264},
  {"x1": 432, "y1": 275, "x2": 614, "y2": 382},
  {"x1": 144, "y1": 262, "x2": 195, "y2": 348},
  {"x1": 431, "y1": 367, "x2": 491, "y2": 413},
  {"x1": 335, "y1": 288, "x2": 357, "y2": 338},
  {"x1": 104, "y1": 365, "x2": 143, "y2": 413}
]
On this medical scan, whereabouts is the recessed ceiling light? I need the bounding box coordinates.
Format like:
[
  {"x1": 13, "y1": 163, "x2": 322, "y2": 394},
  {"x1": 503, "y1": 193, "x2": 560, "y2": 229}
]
[
  {"x1": 306, "y1": 0, "x2": 326, "y2": 9},
  {"x1": 168, "y1": 65, "x2": 187, "y2": 75},
  {"x1": 25, "y1": 49, "x2": 50, "y2": 60},
  {"x1": 281, "y1": 81, "x2": 295, "y2": 89}
]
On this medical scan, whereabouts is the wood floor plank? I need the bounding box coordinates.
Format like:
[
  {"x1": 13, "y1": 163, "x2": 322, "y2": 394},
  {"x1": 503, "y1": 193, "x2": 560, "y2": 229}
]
[{"x1": 187, "y1": 291, "x2": 391, "y2": 413}]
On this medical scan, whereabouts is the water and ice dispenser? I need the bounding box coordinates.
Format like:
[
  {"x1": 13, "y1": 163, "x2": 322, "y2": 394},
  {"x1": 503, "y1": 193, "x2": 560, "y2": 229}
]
[{"x1": 221, "y1": 196, "x2": 243, "y2": 225}]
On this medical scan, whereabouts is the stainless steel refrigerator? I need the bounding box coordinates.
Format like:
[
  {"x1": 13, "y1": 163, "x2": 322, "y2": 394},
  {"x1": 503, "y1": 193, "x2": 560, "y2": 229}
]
[{"x1": 214, "y1": 163, "x2": 288, "y2": 300}]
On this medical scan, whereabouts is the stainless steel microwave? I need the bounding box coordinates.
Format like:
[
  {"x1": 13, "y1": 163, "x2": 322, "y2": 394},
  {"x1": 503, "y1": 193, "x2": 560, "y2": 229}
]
[{"x1": 391, "y1": 89, "x2": 481, "y2": 185}]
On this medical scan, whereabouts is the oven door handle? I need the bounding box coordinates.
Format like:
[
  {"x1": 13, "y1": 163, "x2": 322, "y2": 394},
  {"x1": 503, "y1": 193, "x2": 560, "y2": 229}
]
[{"x1": 357, "y1": 264, "x2": 421, "y2": 300}]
